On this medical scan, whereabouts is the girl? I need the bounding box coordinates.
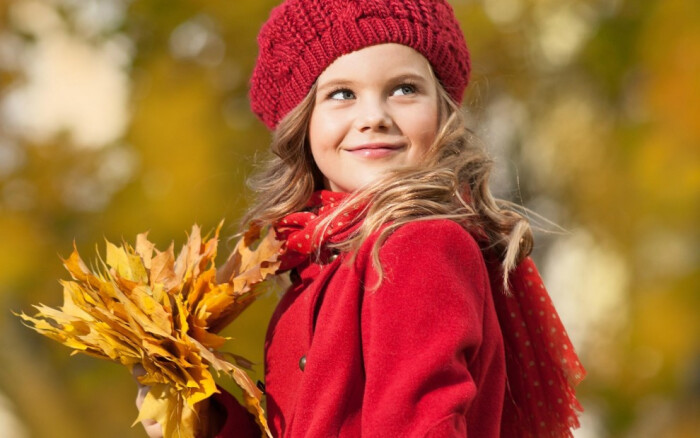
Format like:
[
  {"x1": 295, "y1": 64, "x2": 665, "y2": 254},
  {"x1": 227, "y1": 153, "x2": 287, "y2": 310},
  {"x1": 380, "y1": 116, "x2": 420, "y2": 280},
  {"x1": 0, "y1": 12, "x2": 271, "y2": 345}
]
[{"x1": 137, "y1": 0, "x2": 585, "y2": 437}]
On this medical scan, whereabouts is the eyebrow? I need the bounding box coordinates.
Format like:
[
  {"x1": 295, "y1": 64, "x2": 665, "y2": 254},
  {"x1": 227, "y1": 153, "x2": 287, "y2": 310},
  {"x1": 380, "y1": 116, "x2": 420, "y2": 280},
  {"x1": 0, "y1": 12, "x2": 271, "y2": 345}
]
[
  {"x1": 317, "y1": 80, "x2": 355, "y2": 94},
  {"x1": 316, "y1": 72, "x2": 431, "y2": 94}
]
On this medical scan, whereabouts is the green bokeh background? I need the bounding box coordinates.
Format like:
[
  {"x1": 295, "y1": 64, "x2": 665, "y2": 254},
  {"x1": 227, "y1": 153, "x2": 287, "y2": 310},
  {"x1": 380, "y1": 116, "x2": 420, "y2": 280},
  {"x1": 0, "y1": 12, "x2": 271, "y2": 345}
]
[{"x1": 0, "y1": 1, "x2": 697, "y2": 437}]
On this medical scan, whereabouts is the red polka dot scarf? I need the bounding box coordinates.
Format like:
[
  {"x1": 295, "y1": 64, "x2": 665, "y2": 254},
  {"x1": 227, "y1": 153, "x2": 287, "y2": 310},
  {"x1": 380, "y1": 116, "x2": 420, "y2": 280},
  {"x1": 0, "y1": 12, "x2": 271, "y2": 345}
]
[
  {"x1": 274, "y1": 190, "x2": 364, "y2": 271},
  {"x1": 488, "y1": 256, "x2": 586, "y2": 437},
  {"x1": 274, "y1": 190, "x2": 585, "y2": 437}
]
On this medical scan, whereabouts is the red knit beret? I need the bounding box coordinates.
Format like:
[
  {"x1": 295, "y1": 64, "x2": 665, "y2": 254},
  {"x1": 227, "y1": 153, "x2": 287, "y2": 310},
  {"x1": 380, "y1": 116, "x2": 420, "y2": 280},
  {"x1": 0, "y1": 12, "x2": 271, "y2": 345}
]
[{"x1": 249, "y1": 0, "x2": 470, "y2": 130}]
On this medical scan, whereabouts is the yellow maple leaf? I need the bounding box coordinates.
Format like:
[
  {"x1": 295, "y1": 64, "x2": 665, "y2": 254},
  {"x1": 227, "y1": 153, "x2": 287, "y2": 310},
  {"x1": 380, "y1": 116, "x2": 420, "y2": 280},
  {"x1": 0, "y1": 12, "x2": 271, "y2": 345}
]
[{"x1": 17, "y1": 223, "x2": 281, "y2": 438}]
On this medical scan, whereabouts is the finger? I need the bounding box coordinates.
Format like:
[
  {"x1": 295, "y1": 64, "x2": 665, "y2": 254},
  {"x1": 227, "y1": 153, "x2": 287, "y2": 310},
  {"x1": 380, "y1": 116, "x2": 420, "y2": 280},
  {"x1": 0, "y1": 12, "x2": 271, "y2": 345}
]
[
  {"x1": 143, "y1": 420, "x2": 163, "y2": 438},
  {"x1": 136, "y1": 383, "x2": 150, "y2": 410},
  {"x1": 132, "y1": 363, "x2": 146, "y2": 380}
]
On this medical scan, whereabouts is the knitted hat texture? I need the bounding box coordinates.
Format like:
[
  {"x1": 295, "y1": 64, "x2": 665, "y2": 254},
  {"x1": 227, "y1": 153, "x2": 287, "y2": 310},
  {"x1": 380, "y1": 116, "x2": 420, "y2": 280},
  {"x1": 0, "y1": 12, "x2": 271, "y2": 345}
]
[{"x1": 250, "y1": 0, "x2": 470, "y2": 130}]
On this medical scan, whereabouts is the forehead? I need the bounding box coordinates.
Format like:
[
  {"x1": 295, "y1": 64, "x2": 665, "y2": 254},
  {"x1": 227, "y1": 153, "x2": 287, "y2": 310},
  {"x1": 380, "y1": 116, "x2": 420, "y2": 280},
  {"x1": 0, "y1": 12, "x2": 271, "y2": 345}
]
[{"x1": 317, "y1": 43, "x2": 435, "y2": 84}]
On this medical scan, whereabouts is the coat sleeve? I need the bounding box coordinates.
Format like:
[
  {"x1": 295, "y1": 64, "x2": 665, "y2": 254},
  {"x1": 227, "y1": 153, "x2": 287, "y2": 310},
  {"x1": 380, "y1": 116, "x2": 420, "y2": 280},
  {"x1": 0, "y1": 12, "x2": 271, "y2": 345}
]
[
  {"x1": 211, "y1": 388, "x2": 260, "y2": 438},
  {"x1": 359, "y1": 220, "x2": 490, "y2": 437}
]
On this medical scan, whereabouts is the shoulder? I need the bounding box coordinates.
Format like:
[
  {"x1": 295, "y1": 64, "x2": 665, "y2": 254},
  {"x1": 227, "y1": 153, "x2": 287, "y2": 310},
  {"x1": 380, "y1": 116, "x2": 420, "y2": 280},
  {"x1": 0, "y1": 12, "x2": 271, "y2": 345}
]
[
  {"x1": 354, "y1": 219, "x2": 488, "y2": 292},
  {"x1": 361, "y1": 219, "x2": 483, "y2": 266},
  {"x1": 381, "y1": 219, "x2": 479, "y2": 254}
]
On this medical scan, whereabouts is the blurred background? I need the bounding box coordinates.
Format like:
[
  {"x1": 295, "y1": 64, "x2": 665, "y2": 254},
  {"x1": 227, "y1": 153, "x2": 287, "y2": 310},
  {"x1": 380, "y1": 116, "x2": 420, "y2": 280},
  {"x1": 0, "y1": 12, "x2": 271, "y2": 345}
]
[{"x1": 0, "y1": 0, "x2": 697, "y2": 437}]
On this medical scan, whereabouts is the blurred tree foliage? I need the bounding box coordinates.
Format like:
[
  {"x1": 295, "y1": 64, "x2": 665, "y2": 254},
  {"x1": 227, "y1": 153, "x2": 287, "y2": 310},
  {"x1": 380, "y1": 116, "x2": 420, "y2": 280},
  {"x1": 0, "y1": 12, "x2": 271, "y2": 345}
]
[{"x1": 0, "y1": 0, "x2": 697, "y2": 437}]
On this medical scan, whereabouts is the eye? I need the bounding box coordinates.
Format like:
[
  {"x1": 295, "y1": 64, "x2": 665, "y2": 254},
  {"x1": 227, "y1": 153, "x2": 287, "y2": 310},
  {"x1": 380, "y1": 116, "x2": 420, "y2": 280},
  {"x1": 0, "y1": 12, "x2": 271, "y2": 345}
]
[
  {"x1": 329, "y1": 89, "x2": 355, "y2": 100},
  {"x1": 392, "y1": 83, "x2": 417, "y2": 96}
]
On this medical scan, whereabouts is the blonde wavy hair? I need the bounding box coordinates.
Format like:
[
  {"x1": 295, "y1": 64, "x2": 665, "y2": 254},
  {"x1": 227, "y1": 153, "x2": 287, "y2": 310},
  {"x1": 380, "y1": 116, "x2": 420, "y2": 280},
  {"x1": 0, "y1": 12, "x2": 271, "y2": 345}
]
[{"x1": 242, "y1": 80, "x2": 533, "y2": 290}]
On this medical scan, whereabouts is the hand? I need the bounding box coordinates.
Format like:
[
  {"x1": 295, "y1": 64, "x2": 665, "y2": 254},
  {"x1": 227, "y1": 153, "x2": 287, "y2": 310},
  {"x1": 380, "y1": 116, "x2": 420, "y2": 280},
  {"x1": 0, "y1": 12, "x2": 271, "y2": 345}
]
[{"x1": 132, "y1": 365, "x2": 164, "y2": 438}]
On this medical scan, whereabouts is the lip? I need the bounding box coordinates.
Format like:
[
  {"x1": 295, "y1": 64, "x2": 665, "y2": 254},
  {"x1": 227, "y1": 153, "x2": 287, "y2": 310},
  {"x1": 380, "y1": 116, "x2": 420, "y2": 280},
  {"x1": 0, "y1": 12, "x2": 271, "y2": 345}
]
[{"x1": 344, "y1": 142, "x2": 405, "y2": 158}]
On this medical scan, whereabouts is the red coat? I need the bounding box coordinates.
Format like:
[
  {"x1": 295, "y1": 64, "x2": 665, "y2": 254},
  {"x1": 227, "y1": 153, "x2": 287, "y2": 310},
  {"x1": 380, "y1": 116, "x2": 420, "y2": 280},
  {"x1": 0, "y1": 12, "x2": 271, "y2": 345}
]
[{"x1": 215, "y1": 219, "x2": 506, "y2": 437}]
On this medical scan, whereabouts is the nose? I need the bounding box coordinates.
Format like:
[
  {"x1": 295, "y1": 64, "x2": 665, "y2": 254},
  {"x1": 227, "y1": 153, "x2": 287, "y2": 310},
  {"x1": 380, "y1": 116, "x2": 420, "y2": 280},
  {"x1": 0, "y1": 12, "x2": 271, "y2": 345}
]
[{"x1": 355, "y1": 98, "x2": 392, "y2": 132}]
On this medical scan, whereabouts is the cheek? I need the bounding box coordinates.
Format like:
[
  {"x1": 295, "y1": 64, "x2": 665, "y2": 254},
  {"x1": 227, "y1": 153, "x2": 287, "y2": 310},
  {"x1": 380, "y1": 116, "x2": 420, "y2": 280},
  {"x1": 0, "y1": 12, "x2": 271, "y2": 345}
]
[
  {"x1": 403, "y1": 106, "x2": 439, "y2": 149},
  {"x1": 308, "y1": 110, "x2": 345, "y2": 157},
  {"x1": 308, "y1": 111, "x2": 345, "y2": 188},
  {"x1": 307, "y1": 112, "x2": 322, "y2": 157}
]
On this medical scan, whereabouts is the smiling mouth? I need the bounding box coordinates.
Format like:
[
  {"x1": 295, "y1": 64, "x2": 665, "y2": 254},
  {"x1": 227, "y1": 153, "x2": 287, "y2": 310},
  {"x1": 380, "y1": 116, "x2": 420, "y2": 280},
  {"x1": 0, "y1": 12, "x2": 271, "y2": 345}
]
[{"x1": 344, "y1": 143, "x2": 405, "y2": 158}]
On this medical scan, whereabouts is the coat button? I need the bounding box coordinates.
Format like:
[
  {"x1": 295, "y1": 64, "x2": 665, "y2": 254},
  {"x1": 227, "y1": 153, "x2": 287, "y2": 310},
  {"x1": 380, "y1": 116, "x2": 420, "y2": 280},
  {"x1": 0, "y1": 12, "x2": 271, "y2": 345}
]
[
  {"x1": 328, "y1": 253, "x2": 338, "y2": 262},
  {"x1": 299, "y1": 355, "x2": 307, "y2": 371}
]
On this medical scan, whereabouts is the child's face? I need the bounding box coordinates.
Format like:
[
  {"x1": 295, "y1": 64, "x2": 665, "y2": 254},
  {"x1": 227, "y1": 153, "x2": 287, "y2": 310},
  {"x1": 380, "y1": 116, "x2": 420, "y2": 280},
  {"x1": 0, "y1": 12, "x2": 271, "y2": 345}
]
[{"x1": 308, "y1": 43, "x2": 440, "y2": 193}]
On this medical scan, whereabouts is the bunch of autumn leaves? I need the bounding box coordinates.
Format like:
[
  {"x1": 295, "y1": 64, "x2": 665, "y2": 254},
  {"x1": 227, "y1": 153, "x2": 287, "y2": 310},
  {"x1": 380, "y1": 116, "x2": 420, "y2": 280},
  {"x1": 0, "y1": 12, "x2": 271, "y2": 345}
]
[{"x1": 18, "y1": 223, "x2": 283, "y2": 438}]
